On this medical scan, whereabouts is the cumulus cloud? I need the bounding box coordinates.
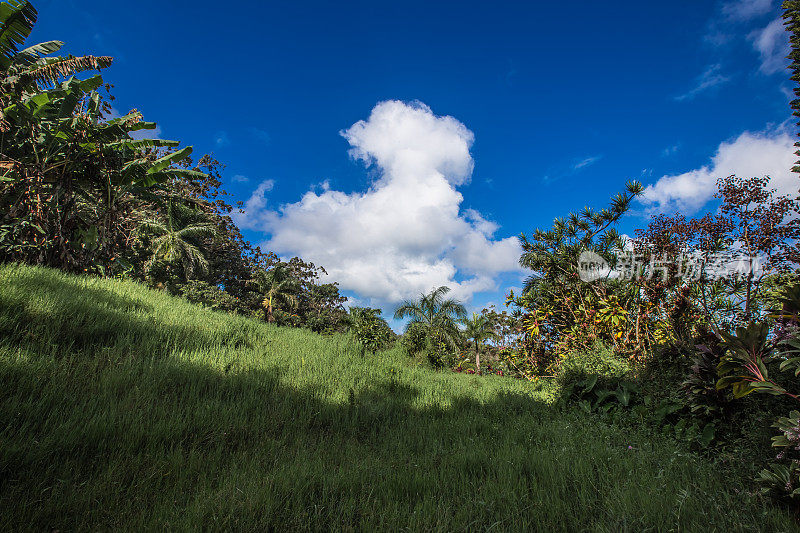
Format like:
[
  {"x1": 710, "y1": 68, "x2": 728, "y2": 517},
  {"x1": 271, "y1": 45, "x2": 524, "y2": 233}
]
[
  {"x1": 640, "y1": 127, "x2": 797, "y2": 214},
  {"x1": 234, "y1": 100, "x2": 522, "y2": 307},
  {"x1": 750, "y1": 17, "x2": 790, "y2": 74}
]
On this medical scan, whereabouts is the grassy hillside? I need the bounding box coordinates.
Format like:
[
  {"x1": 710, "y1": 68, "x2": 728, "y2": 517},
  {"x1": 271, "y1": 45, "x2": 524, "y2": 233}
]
[{"x1": 0, "y1": 264, "x2": 796, "y2": 531}]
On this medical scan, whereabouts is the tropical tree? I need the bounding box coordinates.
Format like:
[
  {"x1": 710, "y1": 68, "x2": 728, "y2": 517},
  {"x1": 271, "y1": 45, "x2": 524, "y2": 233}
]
[
  {"x1": 394, "y1": 286, "x2": 467, "y2": 367},
  {"x1": 510, "y1": 182, "x2": 644, "y2": 369},
  {"x1": 251, "y1": 264, "x2": 300, "y2": 323},
  {"x1": 0, "y1": 1, "x2": 112, "y2": 97},
  {"x1": 347, "y1": 307, "x2": 395, "y2": 354},
  {"x1": 139, "y1": 200, "x2": 216, "y2": 283},
  {"x1": 519, "y1": 180, "x2": 643, "y2": 288},
  {"x1": 0, "y1": 0, "x2": 202, "y2": 273},
  {"x1": 460, "y1": 312, "x2": 498, "y2": 373}
]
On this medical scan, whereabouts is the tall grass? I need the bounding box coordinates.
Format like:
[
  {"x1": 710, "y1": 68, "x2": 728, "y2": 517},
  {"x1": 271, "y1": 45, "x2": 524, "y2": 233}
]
[{"x1": 0, "y1": 264, "x2": 796, "y2": 531}]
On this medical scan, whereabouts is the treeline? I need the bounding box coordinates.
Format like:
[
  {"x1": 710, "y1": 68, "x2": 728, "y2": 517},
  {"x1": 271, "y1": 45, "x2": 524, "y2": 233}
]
[{"x1": 0, "y1": 0, "x2": 395, "y2": 344}]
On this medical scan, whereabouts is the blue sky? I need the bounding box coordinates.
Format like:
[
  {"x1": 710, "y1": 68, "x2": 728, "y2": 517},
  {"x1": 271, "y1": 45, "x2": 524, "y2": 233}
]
[{"x1": 32, "y1": 0, "x2": 797, "y2": 325}]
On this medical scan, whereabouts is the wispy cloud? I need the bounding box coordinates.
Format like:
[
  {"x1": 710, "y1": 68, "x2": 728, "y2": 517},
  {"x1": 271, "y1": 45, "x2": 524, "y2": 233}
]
[
  {"x1": 705, "y1": 0, "x2": 775, "y2": 48},
  {"x1": 106, "y1": 106, "x2": 163, "y2": 140},
  {"x1": 661, "y1": 143, "x2": 680, "y2": 157},
  {"x1": 542, "y1": 154, "x2": 602, "y2": 184},
  {"x1": 231, "y1": 174, "x2": 249, "y2": 183},
  {"x1": 130, "y1": 124, "x2": 163, "y2": 141},
  {"x1": 504, "y1": 59, "x2": 518, "y2": 87},
  {"x1": 573, "y1": 155, "x2": 602, "y2": 170},
  {"x1": 749, "y1": 16, "x2": 790, "y2": 74},
  {"x1": 214, "y1": 131, "x2": 231, "y2": 147},
  {"x1": 721, "y1": 0, "x2": 773, "y2": 22},
  {"x1": 673, "y1": 64, "x2": 730, "y2": 101},
  {"x1": 249, "y1": 127, "x2": 270, "y2": 144}
]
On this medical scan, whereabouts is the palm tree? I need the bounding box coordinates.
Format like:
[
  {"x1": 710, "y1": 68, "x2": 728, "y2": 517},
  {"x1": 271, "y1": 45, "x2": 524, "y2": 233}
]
[
  {"x1": 139, "y1": 200, "x2": 216, "y2": 282},
  {"x1": 394, "y1": 286, "x2": 467, "y2": 363},
  {"x1": 251, "y1": 264, "x2": 299, "y2": 323},
  {"x1": 460, "y1": 313, "x2": 498, "y2": 373}
]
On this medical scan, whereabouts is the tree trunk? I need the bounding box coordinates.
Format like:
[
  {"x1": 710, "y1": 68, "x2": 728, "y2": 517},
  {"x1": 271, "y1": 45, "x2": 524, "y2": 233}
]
[
  {"x1": 744, "y1": 259, "x2": 754, "y2": 322},
  {"x1": 475, "y1": 340, "x2": 481, "y2": 374},
  {"x1": 265, "y1": 293, "x2": 275, "y2": 323}
]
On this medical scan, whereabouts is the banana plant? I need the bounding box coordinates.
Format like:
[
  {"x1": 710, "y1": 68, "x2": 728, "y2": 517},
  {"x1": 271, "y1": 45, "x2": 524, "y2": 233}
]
[{"x1": 0, "y1": 0, "x2": 204, "y2": 271}]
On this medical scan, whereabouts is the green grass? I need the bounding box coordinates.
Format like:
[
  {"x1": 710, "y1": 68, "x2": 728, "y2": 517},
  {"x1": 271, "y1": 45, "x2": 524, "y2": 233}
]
[{"x1": 0, "y1": 264, "x2": 796, "y2": 531}]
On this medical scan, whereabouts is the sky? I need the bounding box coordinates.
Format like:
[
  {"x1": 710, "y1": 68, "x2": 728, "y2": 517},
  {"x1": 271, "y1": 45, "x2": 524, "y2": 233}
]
[{"x1": 30, "y1": 0, "x2": 798, "y2": 327}]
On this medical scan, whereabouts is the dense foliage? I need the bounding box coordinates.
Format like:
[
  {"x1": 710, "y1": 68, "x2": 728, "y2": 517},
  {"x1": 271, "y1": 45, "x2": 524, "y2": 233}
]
[
  {"x1": 0, "y1": 1, "x2": 352, "y2": 336},
  {"x1": 4, "y1": 0, "x2": 800, "y2": 523}
]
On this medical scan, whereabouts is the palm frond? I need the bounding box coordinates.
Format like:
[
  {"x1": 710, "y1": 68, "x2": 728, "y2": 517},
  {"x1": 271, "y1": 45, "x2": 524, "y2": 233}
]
[
  {"x1": 177, "y1": 223, "x2": 216, "y2": 241},
  {"x1": 138, "y1": 219, "x2": 168, "y2": 236}
]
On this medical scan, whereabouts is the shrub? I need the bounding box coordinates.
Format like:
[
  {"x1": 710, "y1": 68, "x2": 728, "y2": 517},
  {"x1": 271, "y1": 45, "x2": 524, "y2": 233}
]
[
  {"x1": 556, "y1": 343, "x2": 636, "y2": 412},
  {"x1": 347, "y1": 307, "x2": 395, "y2": 354},
  {"x1": 682, "y1": 342, "x2": 729, "y2": 420},
  {"x1": 401, "y1": 322, "x2": 428, "y2": 357},
  {"x1": 179, "y1": 280, "x2": 244, "y2": 314},
  {"x1": 557, "y1": 342, "x2": 631, "y2": 389}
]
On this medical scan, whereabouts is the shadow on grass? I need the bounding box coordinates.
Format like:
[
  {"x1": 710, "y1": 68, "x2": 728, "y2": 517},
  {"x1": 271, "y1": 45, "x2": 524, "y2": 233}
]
[
  {"x1": 0, "y1": 267, "x2": 794, "y2": 530},
  {"x1": 0, "y1": 347, "x2": 561, "y2": 527},
  {"x1": 1, "y1": 349, "x2": 794, "y2": 531}
]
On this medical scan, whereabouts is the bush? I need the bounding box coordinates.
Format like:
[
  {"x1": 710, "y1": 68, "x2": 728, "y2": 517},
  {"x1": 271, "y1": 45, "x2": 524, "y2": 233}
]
[
  {"x1": 557, "y1": 342, "x2": 631, "y2": 389},
  {"x1": 178, "y1": 280, "x2": 244, "y2": 314},
  {"x1": 401, "y1": 322, "x2": 428, "y2": 357},
  {"x1": 347, "y1": 307, "x2": 395, "y2": 354},
  {"x1": 555, "y1": 343, "x2": 635, "y2": 412}
]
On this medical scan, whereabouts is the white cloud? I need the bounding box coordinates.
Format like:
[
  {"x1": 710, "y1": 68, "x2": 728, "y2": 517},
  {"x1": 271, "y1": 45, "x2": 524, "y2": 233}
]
[
  {"x1": 705, "y1": 1, "x2": 777, "y2": 53},
  {"x1": 674, "y1": 64, "x2": 730, "y2": 101},
  {"x1": 722, "y1": 0, "x2": 773, "y2": 21},
  {"x1": 105, "y1": 106, "x2": 163, "y2": 140},
  {"x1": 231, "y1": 174, "x2": 250, "y2": 183},
  {"x1": 233, "y1": 179, "x2": 274, "y2": 228},
  {"x1": 234, "y1": 100, "x2": 522, "y2": 307},
  {"x1": 129, "y1": 124, "x2": 162, "y2": 141},
  {"x1": 750, "y1": 16, "x2": 790, "y2": 74},
  {"x1": 573, "y1": 155, "x2": 602, "y2": 170},
  {"x1": 640, "y1": 127, "x2": 797, "y2": 214}
]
